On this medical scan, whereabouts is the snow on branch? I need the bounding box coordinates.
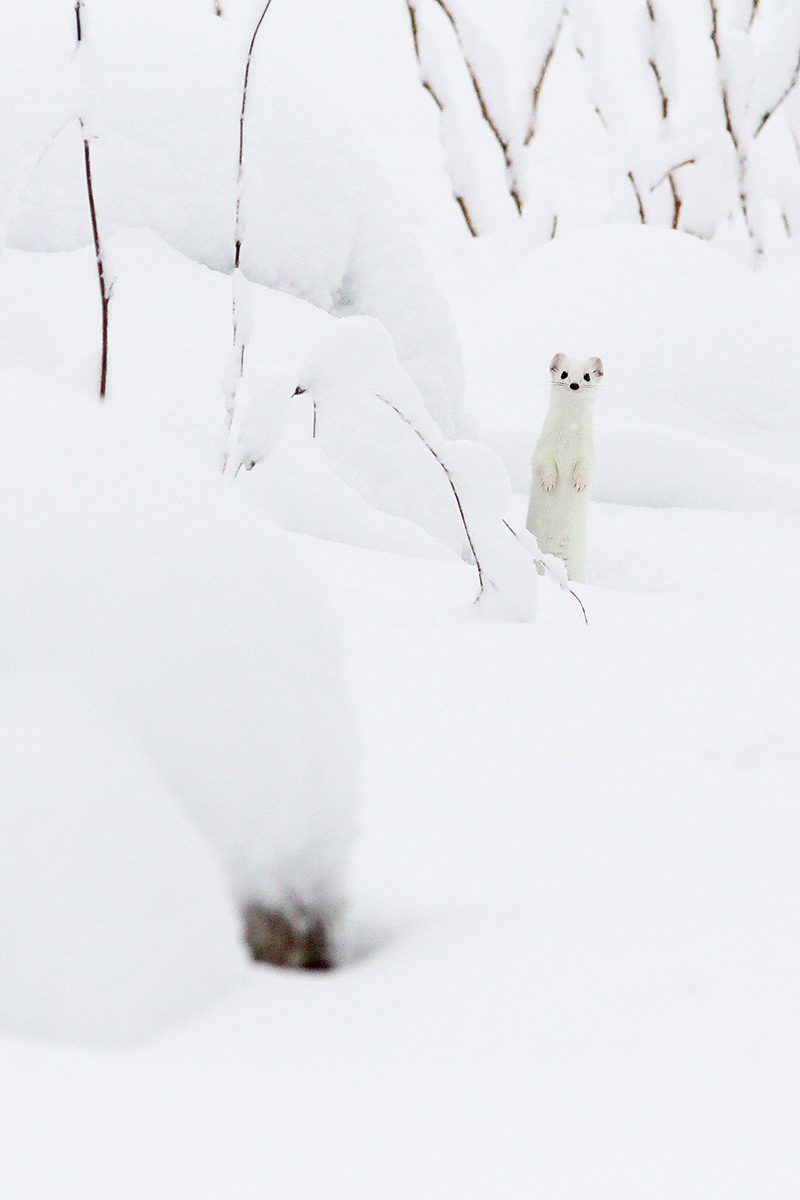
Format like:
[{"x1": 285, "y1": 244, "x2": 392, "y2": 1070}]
[
  {"x1": 405, "y1": 0, "x2": 522, "y2": 232},
  {"x1": 272, "y1": 318, "x2": 539, "y2": 620},
  {"x1": 524, "y1": 4, "x2": 566, "y2": 146},
  {"x1": 429, "y1": 0, "x2": 522, "y2": 213},
  {"x1": 752, "y1": 50, "x2": 800, "y2": 139}
]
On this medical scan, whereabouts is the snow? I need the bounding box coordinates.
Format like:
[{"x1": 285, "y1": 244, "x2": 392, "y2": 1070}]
[
  {"x1": 1, "y1": 0, "x2": 800, "y2": 1196},
  {"x1": 0, "y1": 371, "x2": 359, "y2": 978},
  {"x1": 0, "y1": 665, "x2": 247, "y2": 1044}
]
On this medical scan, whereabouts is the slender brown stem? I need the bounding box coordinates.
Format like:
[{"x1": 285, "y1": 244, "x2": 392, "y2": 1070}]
[
  {"x1": 81, "y1": 128, "x2": 109, "y2": 398},
  {"x1": 75, "y1": 2, "x2": 109, "y2": 399},
  {"x1": 375, "y1": 394, "x2": 484, "y2": 599},
  {"x1": 455, "y1": 194, "x2": 478, "y2": 237},
  {"x1": 502, "y1": 520, "x2": 588, "y2": 624},
  {"x1": 235, "y1": 0, "x2": 274, "y2": 269}
]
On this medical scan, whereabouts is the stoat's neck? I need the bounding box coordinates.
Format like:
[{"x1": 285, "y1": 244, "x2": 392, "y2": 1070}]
[{"x1": 545, "y1": 384, "x2": 595, "y2": 424}]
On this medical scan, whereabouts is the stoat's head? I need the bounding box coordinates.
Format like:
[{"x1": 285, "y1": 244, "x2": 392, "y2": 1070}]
[{"x1": 549, "y1": 353, "x2": 604, "y2": 396}]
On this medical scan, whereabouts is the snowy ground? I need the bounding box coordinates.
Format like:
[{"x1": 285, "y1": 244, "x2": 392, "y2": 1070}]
[
  {"x1": 2, "y1": 1, "x2": 800, "y2": 1197},
  {"x1": 1, "y1": 223, "x2": 798, "y2": 1199}
]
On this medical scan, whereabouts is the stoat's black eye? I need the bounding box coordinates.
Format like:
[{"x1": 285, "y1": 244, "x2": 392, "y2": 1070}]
[
  {"x1": 561, "y1": 371, "x2": 568, "y2": 379},
  {"x1": 584, "y1": 373, "x2": 590, "y2": 381}
]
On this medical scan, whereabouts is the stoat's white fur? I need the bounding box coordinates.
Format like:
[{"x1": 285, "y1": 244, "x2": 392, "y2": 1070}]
[{"x1": 526, "y1": 352, "x2": 604, "y2": 583}]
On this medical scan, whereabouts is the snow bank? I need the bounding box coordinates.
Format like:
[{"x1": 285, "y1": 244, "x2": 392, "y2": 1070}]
[
  {"x1": 0, "y1": 667, "x2": 246, "y2": 1045},
  {"x1": 594, "y1": 422, "x2": 800, "y2": 510},
  {"x1": 0, "y1": 370, "x2": 359, "y2": 979}
]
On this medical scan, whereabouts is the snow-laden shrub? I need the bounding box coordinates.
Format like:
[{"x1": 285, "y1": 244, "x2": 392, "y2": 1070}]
[
  {"x1": 0, "y1": 371, "x2": 359, "y2": 987},
  {"x1": 229, "y1": 315, "x2": 538, "y2": 621}
]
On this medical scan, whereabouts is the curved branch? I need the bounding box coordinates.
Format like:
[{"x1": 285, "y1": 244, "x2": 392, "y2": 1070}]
[{"x1": 375, "y1": 394, "x2": 484, "y2": 599}]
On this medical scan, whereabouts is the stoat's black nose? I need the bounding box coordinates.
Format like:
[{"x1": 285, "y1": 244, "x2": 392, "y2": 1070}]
[{"x1": 570, "y1": 382, "x2": 580, "y2": 391}]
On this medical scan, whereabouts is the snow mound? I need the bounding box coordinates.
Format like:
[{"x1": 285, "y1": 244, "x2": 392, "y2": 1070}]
[
  {"x1": 0, "y1": 371, "x2": 359, "y2": 959},
  {"x1": 0, "y1": 666, "x2": 247, "y2": 1046},
  {"x1": 594, "y1": 422, "x2": 800, "y2": 510}
]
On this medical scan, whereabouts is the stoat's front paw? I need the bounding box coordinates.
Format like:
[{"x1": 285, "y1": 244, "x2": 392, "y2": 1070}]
[
  {"x1": 572, "y1": 462, "x2": 590, "y2": 492},
  {"x1": 539, "y1": 468, "x2": 557, "y2": 492}
]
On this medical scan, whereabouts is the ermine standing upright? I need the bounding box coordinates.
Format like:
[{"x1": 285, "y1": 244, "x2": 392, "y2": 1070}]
[{"x1": 526, "y1": 352, "x2": 603, "y2": 583}]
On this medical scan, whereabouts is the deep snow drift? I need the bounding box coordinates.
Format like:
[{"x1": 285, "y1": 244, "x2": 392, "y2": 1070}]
[{"x1": 0, "y1": 374, "x2": 359, "y2": 1004}]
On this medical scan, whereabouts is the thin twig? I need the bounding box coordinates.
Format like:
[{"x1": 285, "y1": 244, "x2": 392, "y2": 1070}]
[
  {"x1": 753, "y1": 46, "x2": 800, "y2": 139},
  {"x1": 422, "y1": 79, "x2": 445, "y2": 112},
  {"x1": 650, "y1": 159, "x2": 696, "y2": 192},
  {"x1": 226, "y1": 0, "x2": 274, "y2": 449},
  {"x1": 628, "y1": 171, "x2": 646, "y2": 223},
  {"x1": 525, "y1": 8, "x2": 565, "y2": 145},
  {"x1": 502, "y1": 520, "x2": 588, "y2": 624},
  {"x1": 405, "y1": 0, "x2": 420, "y2": 58},
  {"x1": 649, "y1": 59, "x2": 668, "y2": 121},
  {"x1": 455, "y1": 194, "x2": 478, "y2": 237},
  {"x1": 375, "y1": 394, "x2": 484, "y2": 599},
  {"x1": 235, "y1": 0, "x2": 274, "y2": 270},
  {"x1": 75, "y1": 1, "x2": 109, "y2": 399}
]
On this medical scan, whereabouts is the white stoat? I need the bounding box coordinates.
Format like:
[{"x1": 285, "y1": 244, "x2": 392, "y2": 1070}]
[{"x1": 526, "y1": 352, "x2": 604, "y2": 583}]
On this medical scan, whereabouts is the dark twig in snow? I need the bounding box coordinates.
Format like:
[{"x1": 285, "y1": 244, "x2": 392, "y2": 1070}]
[
  {"x1": 524, "y1": 7, "x2": 565, "y2": 145},
  {"x1": 225, "y1": 0, "x2": 274, "y2": 452},
  {"x1": 235, "y1": 0, "x2": 274, "y2": 271},
  {"x1": 645, "y1": 3, "x2": 684, "y2": 229},
  {"x1": 75, "y1": 1, "x2": 109, "y2": 399},
  {"x1": 375, "y1": 394, "x2": 484, "y2": 599},
  {"x1": 753, "y1": 46, "x2": 800, "y2": 139},
  {"x1": 455, "y1": 194, "x2": 478, "y2": 237},
  {"x1": 628, "y1": 171, "x2": 646, "y2": 223},
  {"x1": 502, "y1": 520, "x2": 588, "y2": 624}
]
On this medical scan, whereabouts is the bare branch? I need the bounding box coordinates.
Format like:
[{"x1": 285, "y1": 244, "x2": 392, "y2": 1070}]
[
  {"x1": 708, "y1": 0, "x2": 739, "y2": 149},
  {"x1": 375, "y1": 393, "x2": 484, "y2": 599},
  {"x1": 422, "y1": 78, "x2": 444, "y2": 112},
  {"x1": 405, "y1": 2, "x2": 472, "y2": 226},
  {"x1": 75, "y1": 1, "x2": 109, "y2": 400},
  {"x1": 524, "y1": 8, "x2": 565, "y2": 145},
  {"x1": 235, "y1": 0, "x2": 274, "y2": 270},
  {"x1": 225, "y1": 0, "x2": 275, "y2": 452},
  {"x1": 753, "y1": 46, "x2": 800, "y2": 139},
  {"x1": 628, "y1": 171, "x2": 646, "y2": 223},
  {"x1": 455, "y1": 194, "x2": 478, "y2": 237},
  {"x1": 650, "y1": 158, "x2": 696, "y2": 193},
  {"x1": 649, "y1": 58, "x2": 668, "y2": 120},
  {"x1": 405, "y1": 0, "x2": 420, "y2": 58},
  {"x1": 502, "y1": 520, "x2": 588, "y2": 624},
  {"x1": 668, "y1": 173, "x2": 682, "y2": 230}
]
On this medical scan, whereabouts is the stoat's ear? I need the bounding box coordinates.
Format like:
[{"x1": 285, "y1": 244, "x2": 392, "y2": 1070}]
[
  {"x1": 589, "y1": 357, "x2": 604, "y2": 379},
  {"x1": 550, "y1": 353, "x2": 566, "y2": 374}
]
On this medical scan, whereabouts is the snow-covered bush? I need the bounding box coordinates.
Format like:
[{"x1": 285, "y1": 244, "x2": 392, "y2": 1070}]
[
  {"x1": 0, "y1": 372, "x2": 359, "y2": 983},
  {"x1": 228, "y1": 314, "x2": 539, "y2": 620}
]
